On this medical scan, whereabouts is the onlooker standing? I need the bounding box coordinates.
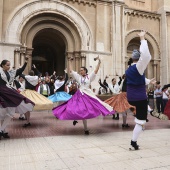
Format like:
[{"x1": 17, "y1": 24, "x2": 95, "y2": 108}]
[
  {"x1": 154, "y1": 81, "x2": 163, "y2": 113},
  {"x1": 147, "y1": 86, "x2": 154, "y2": 110},
  {"x1": 38, "y1": 79, "x2": 50, "y2": 97}
]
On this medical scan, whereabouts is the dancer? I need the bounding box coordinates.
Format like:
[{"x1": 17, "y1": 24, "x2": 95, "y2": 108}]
[
  {"x1": 20, "y1": 65, "x2": 53, "y2": 127},
  {"x1": 126, "y1": 30, "x2": 151, "y2": 150},
  {"x1": 16, "y1": 75, "x2": 26, "y2": 120},
  {"x1": 105, "y1": 72, "x2": 135, "y2": 128},
  {"x1": 48, "y1": 69, "x2": 71, "y2": 104},
  {"x1": 0, "y1": 56, "x2": 34, "y2": 139},
  {"x1": 52, "y1": 57, "x2": 114, "y2": 135}
]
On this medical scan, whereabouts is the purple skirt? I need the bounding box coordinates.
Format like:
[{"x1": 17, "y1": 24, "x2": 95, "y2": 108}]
[
  {"x1": 52, "y1": 90, "x2": 114, "y2": 120},
  {"x1": 0, "y1": 85, "x2": 35, "y2": 108}
]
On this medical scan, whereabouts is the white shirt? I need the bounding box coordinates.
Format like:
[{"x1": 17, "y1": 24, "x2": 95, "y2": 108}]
[
  {"x1": 163, "y1": 90, "x2": 169, "y2": 99},
  {"x1": 38, "y1": 84, "x2": 50, "y2": 95},
  {"x1": 108, "y1": 83, "x2": 120, "y2": 94},
  {"x1": 136, "y1": 40, "x2": 152, "y2": 75}
]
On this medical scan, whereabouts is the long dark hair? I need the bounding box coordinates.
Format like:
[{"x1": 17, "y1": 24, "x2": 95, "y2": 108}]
[
  {"x1": 81, "y1": 66, "x2": 88, "y2": 74},
  {"x1": 0, "y1": 60, "x2": 9, "y2": 67}
]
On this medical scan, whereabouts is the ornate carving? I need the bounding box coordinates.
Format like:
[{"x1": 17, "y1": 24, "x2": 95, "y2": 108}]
[
  {"x1": 60, "y1": 0, "x2": 96, "y2": 7},
  {"x1": 126, "y1": 29, "x2": 161, "y2": 55},
  {"x1": 124, "y1": 8, "x2": 160, "y2": 20}
]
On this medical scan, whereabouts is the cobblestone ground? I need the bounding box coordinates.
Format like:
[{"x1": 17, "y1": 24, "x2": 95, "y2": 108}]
[{"x1": 0, "y1": 111, "x2": 170, "y2": 170}]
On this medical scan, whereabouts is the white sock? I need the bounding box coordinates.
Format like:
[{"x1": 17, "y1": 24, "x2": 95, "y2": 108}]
[
  {"x1": 122, "y1": 112, "x2": 127, "y2": 125},
  {"x1": 0, "y1": 116, "x2": 11, "y2": 132},
  {"x1": 132, "y1": 124, "x2": 143, "y2": 141},
  {"x1": 82, "y1": 119, "x2": 88, "y2": 131}
]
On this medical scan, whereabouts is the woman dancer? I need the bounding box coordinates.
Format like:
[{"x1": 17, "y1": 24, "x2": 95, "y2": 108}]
[
  {"x1": 105, "y1": 73, "x2": 135, "y2": 128},
  {"x1": 20, "y1": 65, "x2": 53, "y2": 127},
  {"x1": 48, "y1": 69, "x2": 71, "y2": 104},
  {"x1": 0, "y1": 56, "x2": 34, "y2": 139},
  {"x1": 52, "y1": 57, "x2": 114, "y2": 135}
]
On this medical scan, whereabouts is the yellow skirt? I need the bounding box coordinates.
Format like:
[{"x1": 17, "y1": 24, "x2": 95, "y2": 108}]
[{"x1": 20, "y1": 90, "x2": 53, "y2": 111}]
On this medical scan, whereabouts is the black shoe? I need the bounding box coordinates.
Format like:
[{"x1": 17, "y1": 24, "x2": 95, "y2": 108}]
[
  {"x1": 84, "y1": 130, "x2": 89, "y2": 135},
  {"x1": 112, "y1": 115, "x2": 115, "y2": 119},
  {"x1": 0, "y1": 131, "x2": 10, "y2": 139},
  {"x1": 115, "y1": 116, "x2": 119, "y2": 120},
  {"x1": 2, "y1": 132, "x2": 10, "y2": 138},
  {"x1": 131, "y1": 140, "x2": 139, "y2": 150},
  {"x1": 23, "y1": 123, "x2": 31, "y2": 127},
  {"x1": 146, "y1": 119, "x2": 149, "y2": 122},
  {"x1": 122, "y1": 124, "x2": 130, "y2": 128},
  {"x1": 73, "y1": 120, "x2": 78, "y2": 126},
  {"x1": 19, "y1": 117, "x2": 25, "y2": 120},
  {"x1": 0, "y1": 131, "x2": 3, "y2": 140}
]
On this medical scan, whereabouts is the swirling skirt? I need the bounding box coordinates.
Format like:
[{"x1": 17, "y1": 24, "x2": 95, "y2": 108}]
[
  {"x1": 52, "y1": 90, "x2": 115, "y2": 120},
  {"x1": 0, "y1": 85, "x2": 34, "y2": 119},
  {"x1": 104, "y1": 92, "x2": 136, "y2": 114},
  {"x1": 21, "y1": 90, "x2": 53, "y2": 111},
  {"x1": 48, "y1": 91, "x2": 72, "y2": 103}
]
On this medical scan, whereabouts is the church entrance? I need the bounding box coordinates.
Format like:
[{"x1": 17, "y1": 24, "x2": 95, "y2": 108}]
[{"x1": 32, "y1": 28, "x2": 66, "y2": 76}]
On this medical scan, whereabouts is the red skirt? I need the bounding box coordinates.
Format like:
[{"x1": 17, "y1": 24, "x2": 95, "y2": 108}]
[
  {"x1": 164, "y1": 100, "x2": 170, "y2": 119},
  {"x1": 104, "y1": 92, "x2": 136, "y2": 114}
]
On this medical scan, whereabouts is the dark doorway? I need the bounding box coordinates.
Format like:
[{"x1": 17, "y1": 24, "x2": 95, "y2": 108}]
[{"x1": 32, "y1": 28, "x2": 66, "y2": 76}]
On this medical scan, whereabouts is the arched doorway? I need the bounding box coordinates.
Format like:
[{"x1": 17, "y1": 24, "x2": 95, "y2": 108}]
[
  {"x1": 32, "y1": 28, "x2": 66, "y2": 75},
  {"x1": 126, "y1": 37, "x2": 154, "y2": 78},
  {"x1": 125, "y1": 30, "x2": 160, "y2": 80},
  {"x1": 6, "y1": 1, "x2": 93, "y2": 75}
]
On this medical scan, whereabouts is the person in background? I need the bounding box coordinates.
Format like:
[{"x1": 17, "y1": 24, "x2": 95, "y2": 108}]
[
  {"x1": 154, "y1": 81, "x2": 163, "y2": 113},
  {"x1": 38, "y1": 79, "x2": 50, "y2": 97},
  {"x1": 147, "y1": 86, "x2": 155, "y2": 110},
  {"x1": 108, "y1": 78, "x2": 120, "y2": 119}
]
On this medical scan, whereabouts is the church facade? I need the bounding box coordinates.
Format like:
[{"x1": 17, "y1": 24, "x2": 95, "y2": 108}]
[{"x1": 0, "y1": 0, "x2": 169, "y2": 85}]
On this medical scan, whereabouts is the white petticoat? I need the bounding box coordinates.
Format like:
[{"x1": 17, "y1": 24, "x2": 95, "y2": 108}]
[{"x1": 0, "y1": 101, "x2": 34, "y2": 120}]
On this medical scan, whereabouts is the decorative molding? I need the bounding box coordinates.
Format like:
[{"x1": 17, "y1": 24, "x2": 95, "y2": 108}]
[
  {"x1": 126, "y1": 29, "x2": 160, "y2": 54},
  {"x1": 60, "y1": 0, "x2": 97, "y2": 7},
  {"x1": 124, "y1": 8, "x2": 160, "y2": 20},
  {"x1": 0, "y1": 42, "x2": 21, "y2": 47}
]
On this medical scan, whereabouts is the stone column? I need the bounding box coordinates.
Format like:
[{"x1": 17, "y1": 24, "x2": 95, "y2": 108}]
[
  {"x1": 112, "y1": 1, "x2": 125, "y2": 76},
  {"x1": 74, "y1": 52, "x2": 80, "y2": 72},
  {"x1": 80, "y1": 53, "x2": 86, "y2": 67},
  {"x1": 159, "y1": 11, "x2": 169, "y2": 84},
  {"x1": 66, "y1": 52, "x2": 74, "y2": 74},
  {"x1": 14, "y1": 48, "x2": 20, "y2": 69},
  {"x1": 153, "y1": 63, "x2": 158, "y2": 81},
  {"x1": 20, "y1": 45, "x2": 26, "y2": 65},
  {"x1": 0, "y1": 0, "x2": 4, "y2": 41},
  {"x1": 26, "y1": 48, "x2": 34, "y2": 74}
]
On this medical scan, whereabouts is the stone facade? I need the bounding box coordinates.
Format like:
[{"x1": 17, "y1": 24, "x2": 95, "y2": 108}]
[{"x1": 0, "y1": 0, "x2": 169, "y2": 87}]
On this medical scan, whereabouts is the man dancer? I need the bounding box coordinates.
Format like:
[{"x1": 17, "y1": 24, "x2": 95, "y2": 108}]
[{"x1": 126, "y1": 30, "x2": 151, "y2": 150}]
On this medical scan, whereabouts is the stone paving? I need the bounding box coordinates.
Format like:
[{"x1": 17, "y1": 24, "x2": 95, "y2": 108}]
[{"x1": 0, "y1": 111, "x2": 170, "y2": 170}]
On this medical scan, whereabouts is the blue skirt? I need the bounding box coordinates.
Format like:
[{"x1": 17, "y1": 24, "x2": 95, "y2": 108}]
[{"x1": 48, "y1": 91, "x2": 72, "y2": 103}]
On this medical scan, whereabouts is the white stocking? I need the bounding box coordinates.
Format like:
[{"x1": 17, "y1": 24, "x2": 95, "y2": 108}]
[
  {"x1": 0, "y1": 115, "x2": 11, "y2": 132},
  {"x1": 122, "y1": 112, "x2": 127, "y2": 125},
  {"x1": 82, "y1": 119, "x2": 88, "y2": 131},
  {"x1": 132, "y1": 124, "x2": 143, "y2": 141}
]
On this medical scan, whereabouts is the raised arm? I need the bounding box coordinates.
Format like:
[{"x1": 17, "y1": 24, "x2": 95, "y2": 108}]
[
  {"x1": 136, "y1": 31, "x2": 151, "y2": 75},
  {"x1": 94, "y1": 57, "x2": 101, "y2": 74},
  {"x1": 15, "y1": 56, "x2": 29, "y2": 77},
  {"x1": 32, "y1": 64, "x2": 41, "y2": 77},
  {"x1": 64, "y1": 69, "x2": 68, "y2": 85}
]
